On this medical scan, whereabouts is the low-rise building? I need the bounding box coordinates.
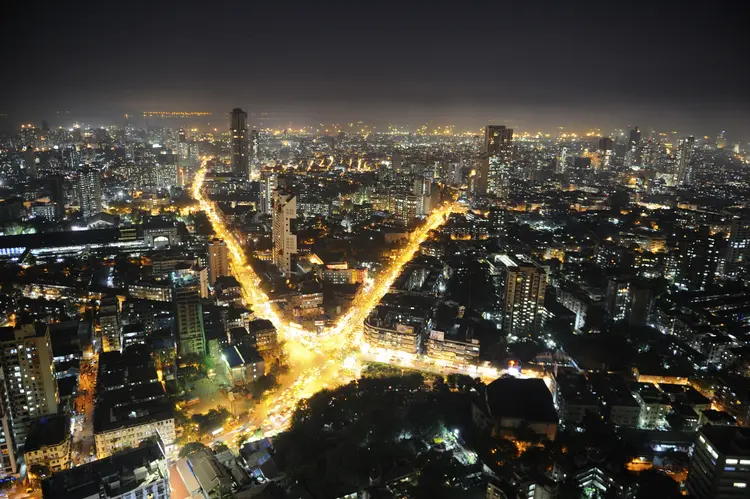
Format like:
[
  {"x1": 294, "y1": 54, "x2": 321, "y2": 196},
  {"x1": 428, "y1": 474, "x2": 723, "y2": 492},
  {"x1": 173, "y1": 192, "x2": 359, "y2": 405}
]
[
  {"x1": 630, "y1": 382, "x2": 671, "y2": 429},
  {"x1": 249, "y1": 319, "x2": 278, "y2": 353},
  {"x1": 41, "y1": 439, "x2": 169, "y2": 499},
  {"x1": 589, "y1": 374, "x2": 641, "y2": 428},
  {"x1": 424, "y1": 329, "x2": 480, "y2": 364},
  {"x1": 222, "y1": 344, "x2": 265, "y2": 384},
  {"x1": 320, "y1": 262, "x2": 368, "y2": 284},
  {"x1": 24, "y1": 415, "x2": 71, "y2": 473},
  {"x1": 554, "y1": 372, "x2": 598, "y2": 425},
  {"x1": 473, "y1": 378, "x2": 558, "y2": 441}
]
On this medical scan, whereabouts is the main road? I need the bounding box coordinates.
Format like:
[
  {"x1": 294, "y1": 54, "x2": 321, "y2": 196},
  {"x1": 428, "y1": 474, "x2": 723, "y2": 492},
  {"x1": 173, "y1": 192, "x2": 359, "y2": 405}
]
[{"x1": 190, "y1": 160, "x2": 459, "y2": 441}]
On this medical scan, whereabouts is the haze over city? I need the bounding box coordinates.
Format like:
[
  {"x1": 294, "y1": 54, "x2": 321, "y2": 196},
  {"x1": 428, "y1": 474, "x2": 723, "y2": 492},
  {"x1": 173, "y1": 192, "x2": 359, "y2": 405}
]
[{"x1": 2, "y1": 1, "x2": 749, "y2": 137}]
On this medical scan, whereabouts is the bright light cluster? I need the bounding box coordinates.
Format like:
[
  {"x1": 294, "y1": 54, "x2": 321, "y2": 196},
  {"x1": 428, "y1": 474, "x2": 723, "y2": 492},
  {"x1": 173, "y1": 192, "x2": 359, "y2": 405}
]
[{"x1": 191, "y1": 160, "x2": 459, "y2": 441}]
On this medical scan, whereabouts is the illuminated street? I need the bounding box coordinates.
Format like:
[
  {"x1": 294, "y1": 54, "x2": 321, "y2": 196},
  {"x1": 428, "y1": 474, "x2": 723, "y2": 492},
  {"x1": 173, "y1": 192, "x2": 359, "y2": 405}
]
[{"x1": 191, "y1": 159, "x2": 461, "y2": 442}]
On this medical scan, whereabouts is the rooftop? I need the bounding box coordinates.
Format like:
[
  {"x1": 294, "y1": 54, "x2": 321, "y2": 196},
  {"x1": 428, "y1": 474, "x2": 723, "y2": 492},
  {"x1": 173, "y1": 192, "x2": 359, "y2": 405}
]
[
  {"x1": 24, "y1": 414, "x2": 70, "y2": 452},
  {"x1": 700, "y1": 425, "x2": 750, "y2": 457},
  {"x1": 222, "y1": 343, "x2": 263, "y2": 369},
  {"x1": 485, "y1": 378, "x2": 558, "y2": 423}
]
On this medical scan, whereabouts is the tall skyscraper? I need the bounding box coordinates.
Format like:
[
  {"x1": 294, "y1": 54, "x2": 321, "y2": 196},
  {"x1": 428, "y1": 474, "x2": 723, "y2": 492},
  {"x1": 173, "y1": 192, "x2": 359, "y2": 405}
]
[
  {"x1": 478, "y1": 125, "x2": 513, "y2": 198},
  {"x1": 272, "y1": 186, "x2": 298, "y2": 276},
  {"x1": 722, "y1": 217, "x2": 750, "y2": 279},
  {"x1": 686, "y1": 425, "x2": 750, "y2": 499},
  {"x1": 598, "y1": 137, "x2": 614, "y2": 169},
  {"x1": 555, "y1": 147, "x2": 568, "y2": 174},
  {"x1": 24, "y1": 145, "x2": 37, "y2": 179},
  {"x1": 249, "y1": 129, "x2": 260, "y2": 177},
  {"x1": 716, "y1": 130, "x2": 727, "y2": 149},
  {"x1": 77, "y1": 167, "x2": 102, "y2": 220},
  {"x1": 174, "y1": 287, "x2": 206, "y2": 357},
  {"x1": 99, "y1": 296, "x2": 122, "y2": 352},
  {"x1": 493, "y1": 254, "x2": 547, "y2": 337},
  {"x1": 208, "y1": 238, "x2": 229, "y2": 285},
  {"x1": 46, "y1": 175, "x2": 65, "y2": 221},
  {"x1": 230, "y1": 108, "x2": 249, "y2": 178},
  {"x1": 626, "y1": 126, "x2": 642, "y2": 166},
  {"x1": 0, "y1": 324, "x2": 59, "y2": 456},
  {"x1": 259, "y1": 172, "x2": 276, "y2": 214},
  {"x1": 0, "y1": 384, "x2": 17, "y2": 477},
  {"x1": 676, "y1": 136, "x2": 696, "y2": 184}
]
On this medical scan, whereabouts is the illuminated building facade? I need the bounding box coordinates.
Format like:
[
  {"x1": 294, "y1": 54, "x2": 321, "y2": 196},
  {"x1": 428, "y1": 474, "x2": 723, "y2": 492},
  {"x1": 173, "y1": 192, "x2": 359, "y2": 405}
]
[
  {"x1": 207, "y1": 238, "x2": 229, "y2": 285},
  {"x1": 478, "y1": 125, "x2": 513, "y2": 198},
  {"x1": 722, "y1": 217, "x2": 750, "y2": 279},
  {"x1": 249, "y1": 129, "x2": 260, "y2": 177},
  {"x1": 99, "y1": 296, "x2": 122, "y2": 353},
  {"x1": 676, "y1": 135, "x2": 695, "y2": 184},
  {"x1": 424, "y1": 329, "x2": 480, "y2": 364},
  {"x1": 77, "y1": 167, "x2": 102, "y2": 220},
  {"x1": 0, "y1": 324, "x2": 59, "y2": 465},
  {"x1": 23, "y1": 414, "x2": 71, "y2": 472},
  {"x1": 271, "y1": 187, "x2": 297, "y2": 276},
  {"x1": 492, "y1": 254, "x2": 547, "y2": 337},
  {"x1": 687, "y1": 425, "x2": 750, "y2": 499}
]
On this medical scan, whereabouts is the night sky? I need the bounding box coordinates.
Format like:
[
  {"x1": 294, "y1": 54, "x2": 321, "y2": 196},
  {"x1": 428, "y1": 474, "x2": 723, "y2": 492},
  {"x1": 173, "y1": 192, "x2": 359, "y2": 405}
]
[{"x1": 2, "y1": 1, "x2": 748, "y2": 138}]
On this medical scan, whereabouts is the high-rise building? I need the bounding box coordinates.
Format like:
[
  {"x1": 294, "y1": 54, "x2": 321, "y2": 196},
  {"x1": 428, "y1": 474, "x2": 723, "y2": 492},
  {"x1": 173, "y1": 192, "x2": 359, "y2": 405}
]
[
  {"x1": 722, "y1": 217, "x2": 750, "y2": 279},
  {"x1": 606, "y1": 278, "x2": 631, "y2": 322},
  {"x1": 77, "y1": 167, "x2": 102, "y2": 220},
  {"x1": 392, "y1": 193, "x2": 421, "y2": 225},
  {"x1": 259, "y1": 172, "x2": 276, "y2": 214},
  {"x1": 492, "y1": 254, "x2": 547, "y2": 337},
  {"x1": 392, "y1": 151, "x2": 403, "y2": 171},
  {"x1": 478, "y1": 125, "x2": 513, "y2": 198},
  {"x1": 0, "y1": 324, "x2": 59, "y2": 458},
  {"x1": 272, "y1": 186, "x2": 298, "y2": 276},
  {"x1": 670, "y1": 226, "x2": 722, "y2": 291},
  {"x1": 598, "y1": 137, "x2": 614, "y2": 170},
  {"x1": 208, "y1": 238, "x2": 229, "y2": 285},
  {"x1": 174, "y1": 288, "x2": 206, "y2": 357},
  {"x1": 154, "y1": 162, "x2": 179, "y2": 191},
  {"x1": 99, "y1": 296, "x2": 122, "y2": 353},
  {"x1": 716, "y1": 130, "x2": 727, "y2": 149},
  {"x1": 556, "y1": 147, "x2": 568, "y2": 174},
  {"x1": 24, "y1": 145, "x2": 37, "y2": 179},
  {"x1": 230, "y1": 108, "x2": 249, "y2": 178},
  {"x1": 686, "y1": 425, "x2": 750, "y2": 499},
  {"x1": 46, "y1": 175, "x2": 65, "y2": 221},
  {"x1": 676, "y1": 136, "x2": 696, "y2": 184},
  {"x1": 626, "y1": 126, "x2": 642, "y2": 166},
  {"x1": 0, "y1": 377, "x2": 18, "y2": 477},
  {"x1": 249, "y1": 129, "x2": 260, "y2": 177}
]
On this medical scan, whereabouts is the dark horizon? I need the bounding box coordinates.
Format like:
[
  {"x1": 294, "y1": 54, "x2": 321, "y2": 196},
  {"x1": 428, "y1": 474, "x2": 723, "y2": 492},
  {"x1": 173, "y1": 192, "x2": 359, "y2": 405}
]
[{"x1": 2, "y1": 0, "x2": 748, "y2": 140}]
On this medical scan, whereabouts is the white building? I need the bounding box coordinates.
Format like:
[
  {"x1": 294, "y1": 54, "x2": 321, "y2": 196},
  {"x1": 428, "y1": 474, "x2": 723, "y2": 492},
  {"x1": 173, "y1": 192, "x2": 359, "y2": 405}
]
[{"x1": 272, "y1": 187, "x2": 297, "y2": 276}]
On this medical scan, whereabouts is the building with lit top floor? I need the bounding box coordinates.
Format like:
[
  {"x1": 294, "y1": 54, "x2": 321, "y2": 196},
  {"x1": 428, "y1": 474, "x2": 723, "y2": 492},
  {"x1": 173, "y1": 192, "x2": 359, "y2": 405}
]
[{"x1": 490, "y1": 254, "x2": 547, "y2": 337}]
